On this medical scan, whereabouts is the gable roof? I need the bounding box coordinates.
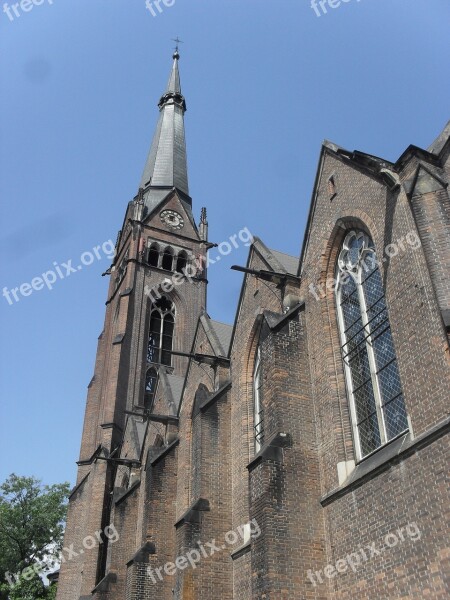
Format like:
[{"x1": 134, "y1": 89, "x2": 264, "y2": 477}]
[
  {"x1": 269, "y1": 249, "x2": 299, "y2": 276},
  {"x1": 209, "y1": 320, "x2": 233, "y2": 356},
  {"x1": 174, "y1": 313, "x2": 232, "y2": 417},
  {"x1": 159, "y1": 371, "x2": 184, "y2": 414},
  {"x1": 427, "y1": 119, "x2": 450, "y2": 155},
  {"x1": 228, "y1": 238, "x2": 300, "y2": 354},
  {"x1": 199, "y1": 313, "x2": 233, "y2": 357},
  {"x1": 252, "y1": 238, "x2": 299, "y2": 275},
  {"x1": 165, "y1": 374, "x2": 185, "y2": 413}
]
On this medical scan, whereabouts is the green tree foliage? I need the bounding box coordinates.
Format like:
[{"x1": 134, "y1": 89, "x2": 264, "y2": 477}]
[
  {"x1": 1, "y1": 573, "x2": 57, "y2": 600},
  {"x1": 0, "y1": 474, "x2": 70, "y2": 600}
]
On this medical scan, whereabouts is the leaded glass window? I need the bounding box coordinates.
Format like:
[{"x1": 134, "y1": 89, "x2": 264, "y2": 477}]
[
  {"x1": 253, "y1": 347, "x2": 264, "y2": 452},
  {"x1": 145, "y1": 368, "x2": 158, "y2": 410},
  {"x1": 147, "y1": 297, "x2": 175, "y2": 366},
  {"x1": 335, "y1": 231, "x2": 408, "y2": 459}
]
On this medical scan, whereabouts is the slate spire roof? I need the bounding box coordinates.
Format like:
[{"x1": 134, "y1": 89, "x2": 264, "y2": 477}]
[{"x1": 140, "y1": 50, "x2": 189, "y2": 197}]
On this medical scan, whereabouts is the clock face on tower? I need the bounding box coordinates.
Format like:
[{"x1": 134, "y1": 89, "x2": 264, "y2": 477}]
[{"x1": 160, "y1": 209, "x2": 184, "y2": 230}]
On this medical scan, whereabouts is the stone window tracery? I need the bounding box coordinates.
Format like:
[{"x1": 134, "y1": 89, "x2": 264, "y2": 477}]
[{"x1": 335, "y1": 230, "x2": 408, "y2": 459}]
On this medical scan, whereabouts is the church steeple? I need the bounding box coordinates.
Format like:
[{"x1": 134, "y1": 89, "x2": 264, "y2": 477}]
[{"x1": 140, "y1": 50, "x2": 189, "y2": 198}]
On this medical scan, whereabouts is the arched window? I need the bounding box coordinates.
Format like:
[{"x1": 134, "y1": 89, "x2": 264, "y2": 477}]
[
  {"x1": 148, "y1": 244, "x2": 159, "y2": 267},
  {"x1": 161, "y1": 247, "x2": 174, "y2": 271},
  {"x1": 253, "y1": 347, "x2": 264, "y2": 452},
  {"x1": 147, "y1": 297, "x2": 175, "y2": 366},
  {"x1": 176, "y1": 251, "x2": 188, "y2": 274},
  {"x1": 335, "y1": 230, "x2": 408, "y2": 459},
  {"x1": 145, "y1": 367, "x2": 158, "y2": 410}
]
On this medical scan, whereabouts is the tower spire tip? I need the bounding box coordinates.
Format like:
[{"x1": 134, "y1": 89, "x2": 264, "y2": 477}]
[{"x1": 172, "y1": 37, "x2": 183, "y2": 60}]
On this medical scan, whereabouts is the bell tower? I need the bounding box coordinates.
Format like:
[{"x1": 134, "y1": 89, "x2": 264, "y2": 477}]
[{"x1": 57, "y1": 50, "x2": 208, "y2": 599}]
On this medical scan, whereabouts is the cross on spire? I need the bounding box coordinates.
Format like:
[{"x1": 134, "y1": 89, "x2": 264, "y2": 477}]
[{"x1": 172, "y1": 37, "x2": 183, "y2": 57}]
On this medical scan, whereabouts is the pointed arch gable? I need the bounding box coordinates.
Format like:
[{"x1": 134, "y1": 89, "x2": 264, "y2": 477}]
[{"x1": 141, "y1": 189, "x2": 201, "y2": 241}]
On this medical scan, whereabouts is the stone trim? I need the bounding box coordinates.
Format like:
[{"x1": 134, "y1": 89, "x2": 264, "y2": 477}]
[
  {"x1": 247, "y1": 432, "x2": 292, "y2": 471},
  {"x1": 199, "y1": 381, "x2": 231, "y2": 412},
  {"x1": 68, "y1": 473, "x2": 90, "y2": 501},
  {"x1": 112, "y1": 333, "x2": 125, "y2": 345},
  {"x1": 230, "y1": 540, "x2": 251, "y2": 561},
  {"x1": 262, "y1": 302, "x2": 303, "y2": 332},
  {"x1": 100, "y1": 422, "x2": 123, "y2": 434},
  {"x1": 115, "y1": 479, "x2": 140, "y2": 506},
  {"x1": 175, "y1": 498, "x2": 210, "y2": 528},
  {"x1": 76, "y1": 444, "x2": 103, "y2": 466},
  {"x1": 91, "y1": 571, "x2": 117, "y2": 594},
  {"x1": 441, "y1": 309, "x2": 450, "y2": 331},
  {"x1": 321, "y1": 417, "x2": 450, "y2": 506},
  {"x1": 147, "y1": 414, "x2": 179, "y2": 425},
  {"x1": 126, "y1": 542, "x2": 156, "y2": 566},
  {"x1": 150, "y1": 437, "x2": 179, "y2": 467}
]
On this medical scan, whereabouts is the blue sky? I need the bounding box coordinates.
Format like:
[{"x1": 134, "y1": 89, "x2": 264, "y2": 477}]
[{"x1": 0, "y1": 0, "x2": 449, "y2": 487}]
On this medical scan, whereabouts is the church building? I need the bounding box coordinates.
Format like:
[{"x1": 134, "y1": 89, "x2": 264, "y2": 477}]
[{"x1": 56, "y1": 51, "x2": 450, "y2": 599}]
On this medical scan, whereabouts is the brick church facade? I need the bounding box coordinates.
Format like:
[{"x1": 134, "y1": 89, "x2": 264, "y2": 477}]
[{"x1": 56, "y1": 51, "x2": 450, "y2": 599}]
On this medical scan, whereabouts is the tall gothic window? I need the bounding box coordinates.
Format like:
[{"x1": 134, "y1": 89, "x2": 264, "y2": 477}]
[
  {"x1": 335, "y1": 230, "x2": 408, "y2": 459},
  {"x1": 147, "y1": 297, "x2": 175, "y2": 366},
  {"x1": 145, "y1": 368, "x2": 158, "y2": 410},
  {"x1": 253, "y1": 347, "x2": 264, "y2": 452}
]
